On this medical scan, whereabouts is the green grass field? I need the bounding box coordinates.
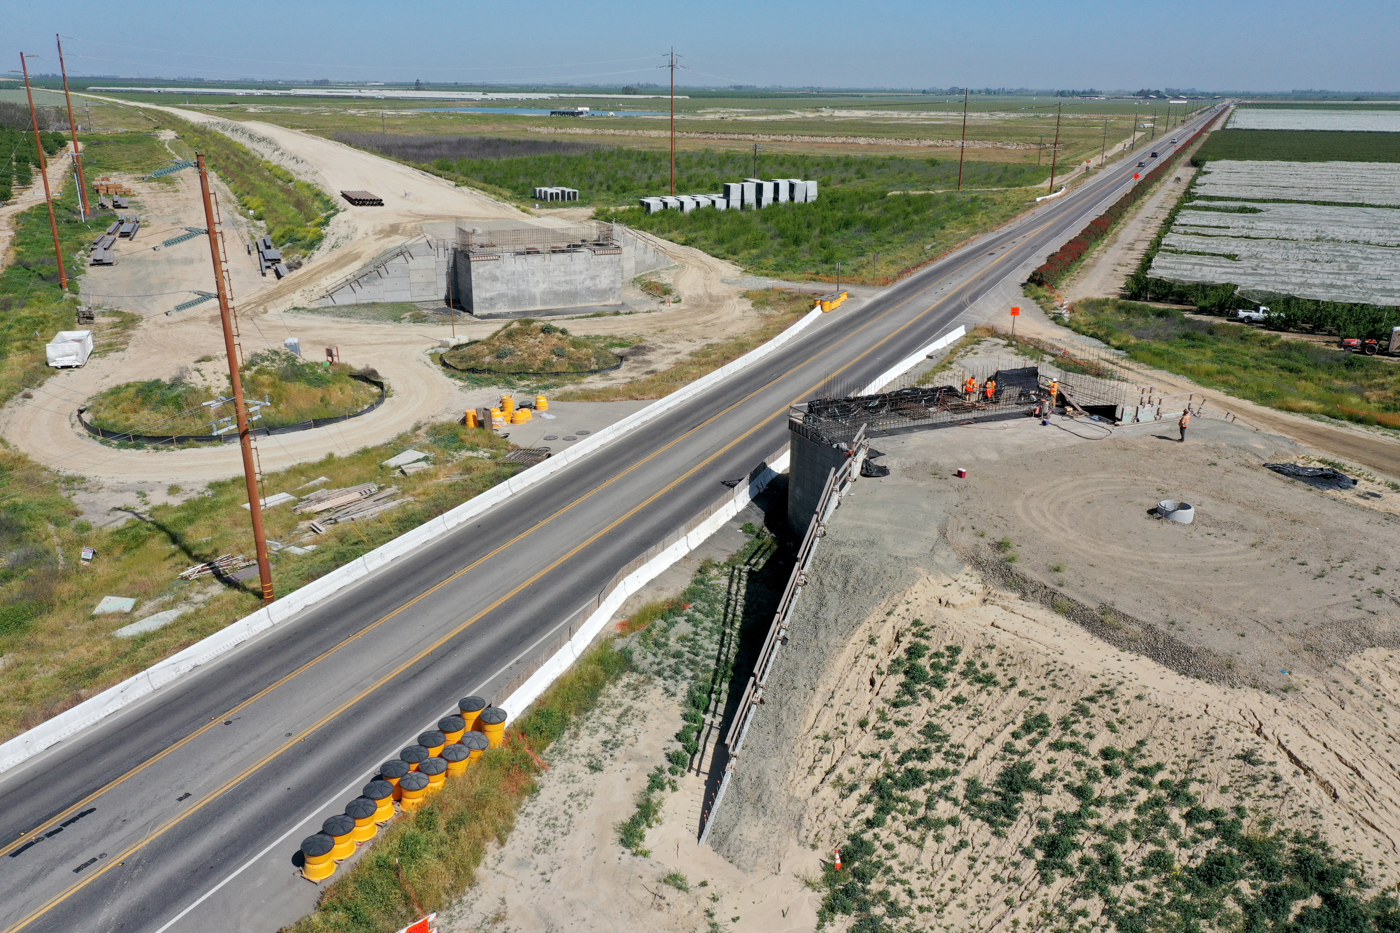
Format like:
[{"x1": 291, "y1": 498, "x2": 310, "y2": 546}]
[
  {"x1": 1192, "y1": 129, "x2": 1400, "y2": 164},
  {"x1": 440, "y1": 320, "x2": 627, "y2": 374},
  {"x1": 1068, "y1": 299, "x2": 1400, "y2": 429}
]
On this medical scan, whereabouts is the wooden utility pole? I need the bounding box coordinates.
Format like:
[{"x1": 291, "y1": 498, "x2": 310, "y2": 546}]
[
  {"x1": 956, "y1": 88, "x2": 969, "y2": 191},
  {"x1": 56, "y1": 36, "x2": 89, "y2": 219},
  {"x1": 20, "y1": 54, "x2": 67, "y2": 290},
  {"x1": 1047, "y1": 103, "x2": 1062, "y2": 194},
  {"x1": 667, "y1": 48, "x2": 678, "y2": 196},
  {"x1": 752, "y1": 142, "x2": 759, "y2": 177},
  {"x1": 196, "y1": 154, "x2": 275, "y2": 603},
  {"x1": 1101, "y1": 117, "x2": 1109, "y2": 164},
  {"x1": 1151, "y1": 108, "x2": 1158, "y2": 141}
]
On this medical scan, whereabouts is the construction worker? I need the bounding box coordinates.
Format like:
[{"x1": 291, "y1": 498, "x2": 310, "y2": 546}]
[
  {"x1": 984, "y1": 378, "x2": 997, "y2": 401},
  {"x1": 964, "y1": 375, "x2": 977, "y2": 400},
  {"x1": 1049, "y1": 380, "x2": 1059, "y2": 409},
  {"x1": 1178, "y1": 406, "x2": 1191, "y2": 442}
]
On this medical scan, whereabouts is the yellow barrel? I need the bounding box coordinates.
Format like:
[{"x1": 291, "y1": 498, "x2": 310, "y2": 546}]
[
  {"x1": 418, "y1": 730, "x2": 446, "y2": 757},
  {"x1": 362, "y1": 779, "x2": 396, "y2": 823},
  {"x1": 490, "y1": 408, "x2": 504, "y2": 429},
  {"x1": 400, "y1": 745, "x2": 430, "y2": 771},
  {"x1": 345, "y1": 797, "x2": 379, "y2": 844},
  {"x1": 300, "y1": 833, "x2": 337, "y2": 882},
  {"x1": 419, "y1": 757, "x2": 448, "y2": 795},
  {"x1": 462, "y1": 731, "x2": 489, "y2": 765},
  {"x1": 535, "y1": 394, "x2": 548, "y2": 411},
  {"x1": 465, "y1": 409, "x2": 479, "y2": 428},
  {"x1": 322, "y1": 814, "x2": 357, "y2": 862},
  {"x1": 511, "y1": 409, "x2": 531, "y2": 424},
  {"x1": 458, "y1": 696, "x2": 486, "y2": 732},
  {"x1": 398, "y1": 772, "x2": 430, "y2": 814},
  {"x1": 438, "y1": 714, "x2": 466, "y2": 744},
  {"x1": 379, "y1": 759, "x2": 410, "y2": 799},
  {"x1": 501, "y1": 393, "x2": 515, "y2": 419},
  {"x1": 479, "y1": 707, "x2": 507, "y2": 747},
  {"x1": 441, "y1": 743, "x2": 470, "y2": 777}
]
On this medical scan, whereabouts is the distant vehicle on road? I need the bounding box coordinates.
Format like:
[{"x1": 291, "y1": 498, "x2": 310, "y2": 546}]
[
  {"x1": 1150, "y1": 151, "x2": 1159, "y2": 158},
  {"x1": 1170, "y1": 138, "x2": 1178, "y2": 144},
  {"x1": 1137, "y1": 160, "x2": 1147, "y2": 167},
  {"x1": 1236, "y1": 306, "x2": 1270, "y2": 323},
  {"x1": 1340, "y1": 327, "x2": 1400, "y2": 356}
]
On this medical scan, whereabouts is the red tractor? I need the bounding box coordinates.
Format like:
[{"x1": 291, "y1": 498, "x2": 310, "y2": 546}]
[{"x1": 1340, "y1": 327, "x2": 1400, "y2": 356}]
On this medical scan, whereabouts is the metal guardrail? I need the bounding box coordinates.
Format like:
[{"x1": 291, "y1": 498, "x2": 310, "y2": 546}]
[{"x1": 698, "y1": 427, "x2": 868, "y2": 843}]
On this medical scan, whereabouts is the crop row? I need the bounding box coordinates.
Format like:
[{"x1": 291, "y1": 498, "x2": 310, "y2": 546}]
[
  {"x1": 1229, "y1": 108, "x2": 1400, "y2": 133},
  {"x1": 1173, "y1": 199, "x2": 1400, "y2": 246},
  {"x1": 1193, "y1": 159, "x2": 1400, "y2": 207}
]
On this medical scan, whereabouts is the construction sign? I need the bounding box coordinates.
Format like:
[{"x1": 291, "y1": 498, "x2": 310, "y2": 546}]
[{"x1": 394, "y1": 914, "x2": 437, "y2": 933}]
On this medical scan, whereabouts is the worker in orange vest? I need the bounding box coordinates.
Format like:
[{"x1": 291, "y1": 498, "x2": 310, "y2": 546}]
[
  {"x1": 964, "y1": 375, "x2": 977, "y2": 400},
  {"x1": 984, "y1": 378, "x2": 996, "y2": 401},
  {"x1": 1178, "y1": 407, "x2": 1191, "y2": 442},
  {"x1": 1049, "y1": 380, "x2": 1059, "y2": 408}
]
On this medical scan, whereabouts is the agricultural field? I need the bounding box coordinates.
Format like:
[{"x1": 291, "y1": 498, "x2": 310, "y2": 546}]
[
  {"x1": 1146, "y1": 160, "x2": 1400, "y2": 310},
  {"x1": 1228, "y1": 107, "x2": 1400, "y2": 132},
  {"x1": 1192, "y1": 129, "x2": 1400, "y2": 163}
]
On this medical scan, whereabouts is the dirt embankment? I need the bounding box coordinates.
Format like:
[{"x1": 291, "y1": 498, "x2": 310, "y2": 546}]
[{"x1": 708, "y1": 418, "x2": 1400, "y2": 929}]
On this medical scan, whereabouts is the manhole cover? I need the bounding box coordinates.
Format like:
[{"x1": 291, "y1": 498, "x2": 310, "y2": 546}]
[
  {"x1": 563, "y1": 436, "x2": 577, "y2": 441},
  {"x1": 543, "y1": 435, "x2": 558, "y2": 440},
  {"x1": 576, "y1": 429, "x2": 591, "y2": 436}
]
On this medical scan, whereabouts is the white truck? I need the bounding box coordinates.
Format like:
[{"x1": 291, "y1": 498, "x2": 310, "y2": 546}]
[{"x1": 1236, "y1": 306, "x2": 1270, "y2": 323}]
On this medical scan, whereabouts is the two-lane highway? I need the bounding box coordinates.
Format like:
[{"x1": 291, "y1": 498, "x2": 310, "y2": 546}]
[{"x1": 0, "y1": 108, "x2": 1222, "y2": 933}]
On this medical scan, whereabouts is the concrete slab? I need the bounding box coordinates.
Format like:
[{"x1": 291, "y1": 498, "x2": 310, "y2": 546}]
[
  {"x1": 93, "y1": 596, "x2": 137, "y2": 615},
  {"x1": 496, "y1": 400, "x2": 652, "y2": 451},
  {"x1": 114, "y1": 609, "x2": 185, "y2": 638}
]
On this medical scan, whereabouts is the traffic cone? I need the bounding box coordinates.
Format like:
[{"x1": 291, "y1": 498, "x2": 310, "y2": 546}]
[{"x1": 834, "y1": 848, "x2": 842, "y2": 871}]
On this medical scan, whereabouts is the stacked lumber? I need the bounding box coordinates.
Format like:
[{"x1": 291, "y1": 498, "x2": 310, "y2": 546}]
[
  {"x1": 303, "y1": 486, "x2": 415, "y2": 531},
  {"x1": 93, "y1": 177, "x2": 134, "y2": 196},
  {"x1": 293, "y1": 483, "x2": 378, "y2": 514},
  {"x1": 179, "y1": 554, "x2": 254, "y2": 580}
]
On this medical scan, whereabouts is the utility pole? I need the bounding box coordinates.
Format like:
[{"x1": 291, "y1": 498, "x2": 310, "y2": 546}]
[
  {"x1": 1151, "y1": 108, "x2": 1158, "y2": 142},
  {"x1": 1101, "y1": 117, "x2": 1108, "y2": 164},
  {"x1": 20, "y1": 53, "x2": 67, "y2": 290},
  {"x1": 666, "y1": 48, "x2": 678, "y2": 196},
  {"x1": 56, "y1": 36, "x2": 89, "y2": 219},
  {"x1": 956, "y1": 87, "x2": 969, "y2": 191},
  {"x1": 381, "y1": 110, "x2": 386, "y2": 135},
  {"x1": 1037, "y1": 134, "x2": 1044, "y2": 164},
  {"x1": 752, "y1": 142, "x2": 759, "y2": 177},
  {"x1": 1047, "y1": 103, "x2": 1062, "y2": 195},
  {"x1": 196, "y1": 154, "x2": 275, "y2": 603}
]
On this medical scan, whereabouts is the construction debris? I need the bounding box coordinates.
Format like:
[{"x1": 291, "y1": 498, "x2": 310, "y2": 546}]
[
  {"x1": 400, "y1": 462, "x2": 431, "y2": 476},
  {"x1": 114, "y1": 609, "x2": 186, "y2": 638},
  {"x1": 501, "y1": 448, "x2": 552, "y2": 468},
  {"x1": 308, "y1": 487, "x2": 414, "y2": 529},
  {"x1": 241, "y1": 492, "x2": 299, "y2": 511},
  {"x1": 1266, "y1": 462, "x2": 1359, "y2": 488},
  {"x1": 179, "y1": 554, "x2": 255, "y2": 580},
  {"x1": 340, "y1": 189, "x2": 384, "y2": 206},
  {"x1": 93, "y1": 596, "x2": 137, "y2": 615},
  {"x1": 294, "y1": 483, "x2": 378, "y2": 514},
  {"x1": 382, "y1": 449, "x2": 429, "y2": 469}
]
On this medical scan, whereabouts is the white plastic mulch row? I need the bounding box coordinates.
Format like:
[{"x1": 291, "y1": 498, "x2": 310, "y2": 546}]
[
  {"x1": 1193, "y1": 160, "x2": 1400, "y2": 207},
  {"x1": 1173, "y1": 200, "x2": 1400, "y2": 247},
  {"x1": 1151, "y1": 234, "x2": 1400, "y2": 305},
  {"x1": 1227, "y1": 109, "x2": 1400, "y2": 133}
]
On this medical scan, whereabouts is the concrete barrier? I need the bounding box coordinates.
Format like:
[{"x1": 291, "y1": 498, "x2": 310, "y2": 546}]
[
  {"x1": 858, "y1": 325, "x2": 966, "y2": 395},
  {"x1": 0, "y1": 308, "x2": 826, "y2": 775}
]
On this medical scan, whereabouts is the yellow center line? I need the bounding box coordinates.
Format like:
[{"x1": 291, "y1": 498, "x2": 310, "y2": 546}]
[{"x1": 1, "y1": 226, "x2": 1045, "y2": 933}]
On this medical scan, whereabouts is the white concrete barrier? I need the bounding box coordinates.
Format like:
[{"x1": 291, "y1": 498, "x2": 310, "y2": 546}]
[
  {"x1": 500, "y1": 450, "x2": 789, "y2": 724},
  {"x1": 858, "y1": 325, "x2": 966, "y2": 395},
  {"x1": 0, "y1": 309, "x2": 826, "y2": 774}
]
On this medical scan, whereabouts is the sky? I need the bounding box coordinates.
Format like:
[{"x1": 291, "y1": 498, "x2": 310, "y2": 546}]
[{"x1": 3, "y1": 0, "x2": 1397, "y2": 93}]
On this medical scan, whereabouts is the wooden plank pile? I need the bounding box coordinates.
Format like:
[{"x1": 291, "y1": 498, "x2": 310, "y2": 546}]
[
  {"x1": 297, "y1": 483, "x2": 415, "y2": 532},
  {"x1": 294, "y1": 483, "x2": 379, "y2": 514},
  {"x1": 179, "y1": 554, "x2": 254, "y2": 580}
]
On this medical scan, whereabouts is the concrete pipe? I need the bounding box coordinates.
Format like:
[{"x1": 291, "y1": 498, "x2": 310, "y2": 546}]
[
  {"x1": 345, "y1": 797, "x2": 379, "y2": 844},
  {"x1": 438, "y1": 714, "x2": 466, "y2": 745},
  {"x1": 418, "y1": 730, "x2": 447, "y2": 757},
  {"x1": 440, "y1": 743, "x2": 471, "y2": 776},
  {"x1": 322, "y1": 814, "x2": 357, "y2": 861},
  {"x1": 458, "y1": 696, "x2": 487, "y2": 732},
  {"x1": 400, "y1": 745, "x2": 431, "y2": 771},
  {"x1": 300, "y1": 833, "x2": 337, "y2": 882},
  {"x1": 461, "y1": 730, "x2": 489, "y2": 765},
  {"x1": 1158, "y1": 500, "x2": 1196, "y2": 524},
  {"x1": 479, "y1": 707, "x2": 507, "y2": 747},
  {"x1": 398, "y1": 771, "x2": 430, "y2": 813},
  {"x1": 379, "y1": 759, "x2": 411, "y2": 798},
  {"x1": 362, "y1": 779, "x2": 396, "y2": 822},
  {"x1": 418, "y1": 756, "x2": 448, "y2": 794}
]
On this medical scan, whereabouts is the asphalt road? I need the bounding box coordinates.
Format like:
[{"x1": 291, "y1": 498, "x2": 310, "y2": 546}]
[{"x1": 0, "y1": 109, "x2": 1221, "y2": 933}]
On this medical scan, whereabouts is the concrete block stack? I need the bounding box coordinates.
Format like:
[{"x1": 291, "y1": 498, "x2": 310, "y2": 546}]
[{"x1": 640, "y1": 177, "x2": 818, "y2": 214}]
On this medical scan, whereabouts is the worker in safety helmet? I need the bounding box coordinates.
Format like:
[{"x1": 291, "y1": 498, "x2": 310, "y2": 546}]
[
  {"x1": 1049, "y1": 380, "x2": 1059, "y2": 408},
  {"x1": 984, "y1": 378, "x2": 996, "y2": 401},
  {"x1": 964, "y1": 375, "x2": 977, "y2": 400},
  {"x1": 1178, "y1": 407, "x2": 1191, "y2": 442}
]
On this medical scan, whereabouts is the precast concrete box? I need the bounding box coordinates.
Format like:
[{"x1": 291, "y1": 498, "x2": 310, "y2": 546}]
[
  {"x1": 691, "y1": 195, "x2": 712, "y2": 209},
  {"x1": 723, "y1": 182, "x2": 743, "y2": 204},
  {"x1": 662, "y1": 196, "x2": 682, "y2": 210},
  {"x1": 640, "y1": 197, "x2": 664, "y2": 213},
  {"x1": 455, "y1": 247, "x2": 622, "y2": 317},
  {"x1": 741, "y1": 182, "x2": 757, "y2": 209},
  {"x1": 788, "y1": 179, "x2": 808, "y2": 203},
  {"x1": 677, "y1": 196, "x2": 696, "y2": 213},
  {"x1": 805, "y1": 180, "x2": 819, "y2": 202},
  {"x1": 772, "y1": 179, "x2": 788, "y2": 203},
  {"x1": 711, "y1": 194, "x2": 728, "y2": 211},
  {"x1": 758, "y1": 181, "x2": 775, "y2": 204}
]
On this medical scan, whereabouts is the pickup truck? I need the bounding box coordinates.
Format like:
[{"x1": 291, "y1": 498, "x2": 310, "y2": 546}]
[{"x1": 1236, "y1": 306, "x2": 1269, "y2": 323}]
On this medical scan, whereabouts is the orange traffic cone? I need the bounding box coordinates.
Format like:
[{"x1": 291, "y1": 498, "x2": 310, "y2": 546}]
[{"x1": 834, "y1": 848, "x2": 842, "y2": 871}]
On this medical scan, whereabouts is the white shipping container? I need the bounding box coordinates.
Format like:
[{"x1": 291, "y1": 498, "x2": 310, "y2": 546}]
[{"x1": 46, "y1": 330, "x2": 94, "y2": 369}]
